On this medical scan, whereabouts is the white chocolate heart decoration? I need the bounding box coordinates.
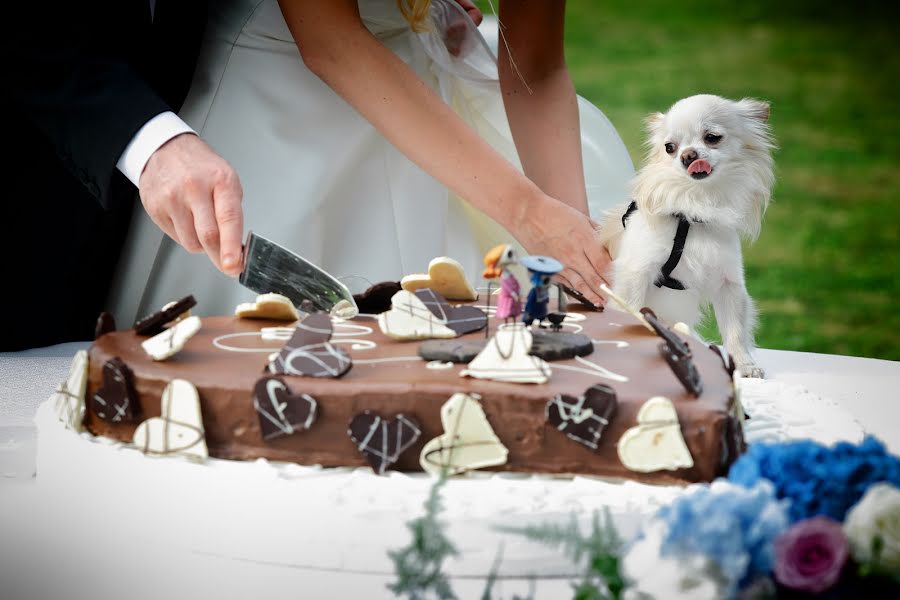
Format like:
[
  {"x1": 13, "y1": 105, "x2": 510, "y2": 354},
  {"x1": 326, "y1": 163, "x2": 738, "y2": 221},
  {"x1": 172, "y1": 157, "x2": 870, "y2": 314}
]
[
  {"x1": 460, "y1": 324, "x2": 551, "y2": 384},
  {"x1": 401, "y1": 257, "x2": 477, "y2": 301},
  {"x1": 142, "y1": 315, "x2": 201, "y2": 361},
  {"x1": 420, "y1": 393, "x2": 508, "y2": 476},
  {"x1": 235, "y1": 293, "x2": 299, "y2": 321},
  {"x1": 133, "y1": 379, "x2": 208, "y2": 461},
  {"x1": 52, "y1": 350, "x2": 89, "y2": 432},
  {"x1": 617, "y1": 396, "x2": 693, "y2": 472},
  {"x1": 377, "y1": 290, "x2": 456, "y2": 340}
]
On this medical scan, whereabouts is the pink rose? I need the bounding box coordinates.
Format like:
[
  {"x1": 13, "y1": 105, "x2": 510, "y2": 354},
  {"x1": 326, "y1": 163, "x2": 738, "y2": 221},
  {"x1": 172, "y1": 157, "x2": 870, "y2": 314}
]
[{"x1": 773, "y1": 516, "x2": 849, "y2": 594}]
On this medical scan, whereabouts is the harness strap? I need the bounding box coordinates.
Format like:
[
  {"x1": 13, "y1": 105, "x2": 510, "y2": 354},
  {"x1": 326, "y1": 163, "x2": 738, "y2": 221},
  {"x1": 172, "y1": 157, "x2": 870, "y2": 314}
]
[{"x1": 621, "y1": 202, "x2": 691, "y2": 291}]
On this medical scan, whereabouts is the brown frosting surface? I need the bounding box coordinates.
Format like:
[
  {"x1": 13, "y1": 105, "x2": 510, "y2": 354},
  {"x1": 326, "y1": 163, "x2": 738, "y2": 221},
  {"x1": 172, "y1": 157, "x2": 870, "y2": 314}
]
[{"x1": 86, "y1": 305, "x2": 744, "y2": 484}]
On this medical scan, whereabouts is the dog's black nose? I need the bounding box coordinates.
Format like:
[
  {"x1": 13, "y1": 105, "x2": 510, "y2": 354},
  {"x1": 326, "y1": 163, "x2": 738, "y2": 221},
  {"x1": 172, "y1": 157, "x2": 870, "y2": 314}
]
[{"x1": 681, "y1": 148, "x2": 698, "y2": 168}]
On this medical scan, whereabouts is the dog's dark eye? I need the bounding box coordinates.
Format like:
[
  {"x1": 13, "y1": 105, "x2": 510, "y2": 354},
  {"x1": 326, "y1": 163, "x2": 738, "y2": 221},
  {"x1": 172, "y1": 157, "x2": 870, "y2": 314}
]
[
  {"x1": 664, "y1": 142, "x2": 676, "y2": 154},
  {"x1": 704, "y1": 133, "x2": 723, "y2": 145}
]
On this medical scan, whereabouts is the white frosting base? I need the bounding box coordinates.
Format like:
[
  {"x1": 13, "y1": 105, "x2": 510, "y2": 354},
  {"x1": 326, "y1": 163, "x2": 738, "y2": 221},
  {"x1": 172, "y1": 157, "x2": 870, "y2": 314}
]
[{"x1": 33, "y1": 378, "x2": 866, "y2": 577}]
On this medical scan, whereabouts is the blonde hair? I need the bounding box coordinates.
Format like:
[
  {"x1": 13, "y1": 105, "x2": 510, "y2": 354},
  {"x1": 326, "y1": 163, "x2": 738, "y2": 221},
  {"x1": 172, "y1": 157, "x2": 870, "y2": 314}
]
[{"x1": 397, "y1": 0, "x2": 432, "y2": 32}]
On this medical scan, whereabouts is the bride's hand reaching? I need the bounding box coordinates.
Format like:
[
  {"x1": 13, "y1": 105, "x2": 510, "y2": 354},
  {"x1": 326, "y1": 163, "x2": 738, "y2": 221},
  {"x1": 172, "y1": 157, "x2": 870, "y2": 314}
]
[{"x1": 512, "y1": 194, "x2": 610, "y2": 308}]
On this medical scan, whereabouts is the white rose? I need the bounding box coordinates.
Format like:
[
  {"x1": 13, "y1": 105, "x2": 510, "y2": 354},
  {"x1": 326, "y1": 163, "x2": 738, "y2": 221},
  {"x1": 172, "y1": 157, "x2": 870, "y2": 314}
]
[{"x1": 843, "y1": 483, "x2": 900, "y2": 576}]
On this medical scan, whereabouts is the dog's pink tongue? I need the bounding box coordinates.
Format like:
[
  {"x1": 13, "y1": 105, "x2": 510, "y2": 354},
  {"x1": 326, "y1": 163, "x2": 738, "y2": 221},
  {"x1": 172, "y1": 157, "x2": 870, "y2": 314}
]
[{"x1": 688, "y1": 159, "x2": 712, "y2": 175}]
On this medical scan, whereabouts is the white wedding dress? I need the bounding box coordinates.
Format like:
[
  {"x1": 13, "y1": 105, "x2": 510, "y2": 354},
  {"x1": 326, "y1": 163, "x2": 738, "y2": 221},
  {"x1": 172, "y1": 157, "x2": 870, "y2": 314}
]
[{"x1": 108, "y1": 0, "x2": 634, "y2": 324}]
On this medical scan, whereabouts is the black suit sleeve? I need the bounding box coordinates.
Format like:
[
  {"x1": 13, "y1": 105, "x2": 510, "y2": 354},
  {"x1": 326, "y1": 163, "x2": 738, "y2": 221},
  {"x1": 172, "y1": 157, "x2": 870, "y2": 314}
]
[{"x1": 7, "y1": 2, "x2": 203, "y2": 210}]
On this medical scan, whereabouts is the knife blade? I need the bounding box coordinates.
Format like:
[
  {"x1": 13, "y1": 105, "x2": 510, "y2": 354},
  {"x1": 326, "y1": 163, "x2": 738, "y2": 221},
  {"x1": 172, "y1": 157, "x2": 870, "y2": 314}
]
[{"x1": 239, "y1": 231, "x2": 358, "y2": 316}]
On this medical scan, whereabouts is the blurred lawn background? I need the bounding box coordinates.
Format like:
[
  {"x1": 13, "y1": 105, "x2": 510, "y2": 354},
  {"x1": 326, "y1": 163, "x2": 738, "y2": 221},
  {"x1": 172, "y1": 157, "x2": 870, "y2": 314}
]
[{"x1": 483, "y1": 0, "x2": 900, "y2": 360}]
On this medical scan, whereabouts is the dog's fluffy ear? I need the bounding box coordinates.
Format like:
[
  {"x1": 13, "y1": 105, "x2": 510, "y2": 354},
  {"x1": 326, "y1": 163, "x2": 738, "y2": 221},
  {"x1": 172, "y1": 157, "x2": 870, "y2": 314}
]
[
  {"x1": 644, "y1": 111, "x2": 665, "y2": 134},
  {"x1": 737, "y1": 98, "x2": 770, "y2": 123}
]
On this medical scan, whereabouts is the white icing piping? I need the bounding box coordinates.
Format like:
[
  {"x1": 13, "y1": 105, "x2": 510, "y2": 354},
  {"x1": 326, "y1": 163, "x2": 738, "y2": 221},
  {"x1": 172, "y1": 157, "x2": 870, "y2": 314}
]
[
  {"x1": 592, "y1": 340, "x2": 629, "y2": 348},
  {"x1": 551, "y1": 356, "x2": 629, "y2": 383},
  {"x1": 426, "y1": 361, "x2": 455, "y2": 370},
  {"x1": 215, "y1": 318, "x2": 378, "y2": 353},
  {"x1": 213, "y1": 332, "x2": 283, "y2": 353}
]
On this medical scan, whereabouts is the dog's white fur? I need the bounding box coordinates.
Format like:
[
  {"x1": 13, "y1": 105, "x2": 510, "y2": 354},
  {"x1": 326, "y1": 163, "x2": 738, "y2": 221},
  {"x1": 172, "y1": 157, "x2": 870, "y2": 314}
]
[{"x1": 598, "y1": 94, "x2": 775, "y2": 377}]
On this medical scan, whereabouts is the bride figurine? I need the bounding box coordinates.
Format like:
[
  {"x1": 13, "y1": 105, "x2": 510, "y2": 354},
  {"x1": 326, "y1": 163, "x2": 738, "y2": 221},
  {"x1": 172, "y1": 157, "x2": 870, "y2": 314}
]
[{"x1": 108, "y1": 0, "x2": 633, "y2": 324}]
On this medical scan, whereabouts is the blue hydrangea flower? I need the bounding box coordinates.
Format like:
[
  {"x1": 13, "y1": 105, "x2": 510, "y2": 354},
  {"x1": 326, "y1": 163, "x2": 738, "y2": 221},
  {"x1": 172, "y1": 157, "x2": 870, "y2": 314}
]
[
  {"x1": 654, "y1": 480, "x2": 790, "y2": 594},
  {"x1": 728, "y1": 436, "x2": 900, "y2": 523}
]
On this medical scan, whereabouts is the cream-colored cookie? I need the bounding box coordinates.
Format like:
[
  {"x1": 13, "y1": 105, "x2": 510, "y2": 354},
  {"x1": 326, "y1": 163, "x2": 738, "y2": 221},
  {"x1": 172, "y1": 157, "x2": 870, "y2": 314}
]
[
  {"x1": 401, "y1": 257, "x2": 477, "y2": 301},
  {"x1": 133, "y1": 379, "x2": 208, "y2": 461},
  {"x1": 420, "y1": 393, "x2": 508, "y2": 476},
  {"x1": 141, "y1": 316, "x2": 201, "y2": 361},
  {"x1": 235, "y1": 293, "x2": 299, "y2": 321},
  {"x1": 460, "y1": 324, "x2": 551, "y2": 384},
  {"x1": 617, "y1": 396, "x2": 694, "y2": 472},
  {"x1": 377, "y1": 290, "x2": 456, "y2": 341},
  {"x1": 52, "y1": 350, "x2": 89, "y2": 432}
]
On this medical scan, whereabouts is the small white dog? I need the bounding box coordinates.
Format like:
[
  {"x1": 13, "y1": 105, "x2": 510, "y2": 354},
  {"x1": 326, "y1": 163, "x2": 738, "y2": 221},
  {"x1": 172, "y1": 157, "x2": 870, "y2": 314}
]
[{"x1": 598, "y1": 94, "x2": 775, "y2": 377}]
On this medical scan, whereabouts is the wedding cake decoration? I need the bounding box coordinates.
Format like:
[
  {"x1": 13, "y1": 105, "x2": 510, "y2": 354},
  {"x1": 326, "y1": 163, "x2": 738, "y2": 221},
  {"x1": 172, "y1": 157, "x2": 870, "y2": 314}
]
[
  {"x1": 267, "y1": 313, "x2": 352, "y2": 378},
  {"x1": 352, "y1": 281, "x2": 402, "y2": 314},
  {"x1": 377, "y1": 290, "x2": 461, "y2": 340},
  {"x1": 253, "y1": 375, "x2": 318, "y2": 440},
  {"x1": 545, "y1": 384, "x2": 618, "y2": 451},
  {"x1": 348, "y1": 411, "x2": 422, "y2": 475},
  {"x1": 400, "y1": 256, "x2": 478, "y2": 301},
  {"x1": 235, "y1": 292, "x2": 300, "y2": 321},
  {"x1": 419, "y1": 393, "x2": 509, "y2": 476},
  {"x1": 617, "y1": 396, "x2": 695, "y2": 472},
  {"x1": 90, "y1": 357, "x2": 139, "y2": 423},
  {"x1": 141, "y1": 315, "x2": 201, "y2": 361},
  {"x1": 132, "y1": 378, "x2": 208, "y2": 461},
  {"x1": 52, "y1": 349, "x2": 89, "y2": 432},
  {"x1": 133, "y1": 294, "x2": 196, "y2": 335},
  {"x1": 460, "y1": 324, "x2": 552, "y2": 384}
]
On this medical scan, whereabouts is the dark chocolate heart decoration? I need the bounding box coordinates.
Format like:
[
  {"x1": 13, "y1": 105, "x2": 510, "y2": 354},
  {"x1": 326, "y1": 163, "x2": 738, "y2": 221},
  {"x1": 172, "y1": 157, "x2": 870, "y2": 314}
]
[
  {"x1": 545, "y1": 384, "x2": 617, "y2": 450},
  {"x1": 134, "y1": 295, "x2": 197, "y2": 336},
  {"x1": 660, "y1": 342, "x2": 703, "y2": 397},
  {"x1": 94, "y1": 312, "x2": 116, "y2": 339},
  {"x1": 347, "y1": 411, "x2": 421, "y2": 475},
  {"x1": 353, "y1": 281, "x2": 402, "y2": 314},
  {"x1": 269, "y1": 313, "x2": 352, "y2": 378},
  {"x1": 253, "y1": 376, "x2": 317, "y2": 440},
  {"x1": 708, "y1": 343, "x2": 736, "y2": 377},
  {"x1": 415, "y1": 288, "x2": 487, "y2": 335},
  {"x1": 640, "y1": 307, "x2": 691, "y2": 358},
  {"x1": 91, "y1": 357, "x2": 139, "y2": 423}
]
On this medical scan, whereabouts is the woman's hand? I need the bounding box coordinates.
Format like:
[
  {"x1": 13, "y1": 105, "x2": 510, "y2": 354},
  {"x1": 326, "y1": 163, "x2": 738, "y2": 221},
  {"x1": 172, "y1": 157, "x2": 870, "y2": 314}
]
[{"x1": 511, "y1": 194, "x2": 610, "y2": 307}]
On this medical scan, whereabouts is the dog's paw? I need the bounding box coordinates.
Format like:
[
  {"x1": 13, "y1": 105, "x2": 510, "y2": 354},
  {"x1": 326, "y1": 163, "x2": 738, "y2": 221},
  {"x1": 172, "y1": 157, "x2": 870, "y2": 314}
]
[{"x1": 737, "y1": 363, "x2": 765, "y2": 379}]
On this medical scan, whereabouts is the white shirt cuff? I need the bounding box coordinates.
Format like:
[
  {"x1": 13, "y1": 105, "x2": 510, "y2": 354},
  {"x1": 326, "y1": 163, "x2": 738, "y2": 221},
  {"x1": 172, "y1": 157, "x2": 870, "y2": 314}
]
[{"x1": 116, "y1": 111, "x2": 195, "y2": 188}]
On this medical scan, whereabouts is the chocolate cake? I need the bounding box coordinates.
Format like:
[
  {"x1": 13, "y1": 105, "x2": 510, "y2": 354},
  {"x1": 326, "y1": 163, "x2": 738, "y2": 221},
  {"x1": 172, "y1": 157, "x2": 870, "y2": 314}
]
[{"x1": 83, "y1": 300, "x2": 744, "y2": 484}]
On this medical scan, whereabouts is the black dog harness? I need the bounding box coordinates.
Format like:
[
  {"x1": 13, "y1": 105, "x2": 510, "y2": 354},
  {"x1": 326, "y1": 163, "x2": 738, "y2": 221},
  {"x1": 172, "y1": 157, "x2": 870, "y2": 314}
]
[{"x1": 621, "y1": 201, "x2": 699, "y2": 291}]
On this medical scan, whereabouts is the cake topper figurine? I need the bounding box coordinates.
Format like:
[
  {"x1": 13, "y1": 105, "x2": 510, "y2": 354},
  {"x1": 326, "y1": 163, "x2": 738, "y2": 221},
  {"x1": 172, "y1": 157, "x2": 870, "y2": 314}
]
[
  {"x1": 520, "y1": 255, "x2": 563, "y2": 327},
  {"x1": 483, "y1": 244, "x2": 521, "y2": 336}
]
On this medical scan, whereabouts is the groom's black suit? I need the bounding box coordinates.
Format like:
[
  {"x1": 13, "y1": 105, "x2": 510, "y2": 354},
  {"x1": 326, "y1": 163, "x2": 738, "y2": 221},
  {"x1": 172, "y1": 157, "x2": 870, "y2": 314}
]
[{"x1": 4, "y1": 1, "x2": 206, "y2": 350}]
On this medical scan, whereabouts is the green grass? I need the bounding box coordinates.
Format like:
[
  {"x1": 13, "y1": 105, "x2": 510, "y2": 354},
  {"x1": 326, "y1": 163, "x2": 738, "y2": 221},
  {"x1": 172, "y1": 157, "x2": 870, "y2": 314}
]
[{"x1": 484, "y1": 0, "x2": 900, "y2": 360}]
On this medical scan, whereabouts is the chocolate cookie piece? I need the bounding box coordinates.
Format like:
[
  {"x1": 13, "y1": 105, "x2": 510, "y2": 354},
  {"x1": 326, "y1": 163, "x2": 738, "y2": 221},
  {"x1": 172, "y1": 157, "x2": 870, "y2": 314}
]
[
  {"x1": 133, "y1": 295, "x2": 197, "y2": 336},
  {"x1": 546, "y1": 384, "x2": 618, "y2": 450},
  {"x1": 347, "y1": 411, "x2": 421, "y2": 475},
  {"x1": 558, "y1": 283, "x2": 603, "y2": 311},
  {"x1": 418, "y1": 339, "x2": 488, "y2": 363},
  {"x1": 269, "y1": 313, "x2": 352, "y2": 378},
  {"x1": 353, "y1": 281, "x2": 402, "y2": 314},
  {"x1": 253, "y1": 376, "x2": 317, "y2": 440},
  {"x1": 530, "y1": 331, "x2": 594, "y2": 361},
  {"x1": 94, "y1": 312, "x2": 116, "y2": 339},
  {"x1": 660, "y1": 342, "x2": 703, "y2": 397},
  {"x1": 640, "y1": 307, "x2": 691, "y2": 358},
  {"x1": 415, "y1": 288, "x2": 487, "y2": 335},
  {"x1": 91, "y1": 357, "x2": 139, "y2": 423}
]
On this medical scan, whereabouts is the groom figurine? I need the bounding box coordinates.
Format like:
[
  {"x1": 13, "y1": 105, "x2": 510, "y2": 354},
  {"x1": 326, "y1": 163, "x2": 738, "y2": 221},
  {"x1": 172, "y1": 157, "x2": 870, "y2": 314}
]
[{"x1": 5, "y1": 1, "x2": 244, "y2": 351}]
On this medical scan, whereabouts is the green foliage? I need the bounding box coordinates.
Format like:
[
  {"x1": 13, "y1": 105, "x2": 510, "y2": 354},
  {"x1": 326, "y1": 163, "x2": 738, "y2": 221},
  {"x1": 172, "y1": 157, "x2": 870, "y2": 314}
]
[
  {"x1": 388, "y1": 477, "x2": 459, "y2": 599},
  {"x1": 497, "y1": 510, "x2": 625, "y2": 599}
]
